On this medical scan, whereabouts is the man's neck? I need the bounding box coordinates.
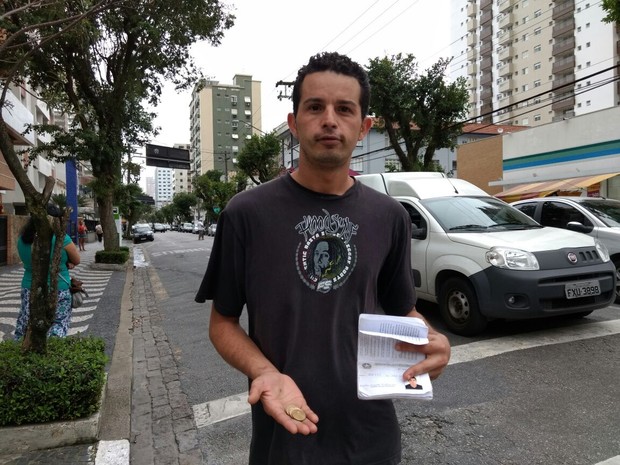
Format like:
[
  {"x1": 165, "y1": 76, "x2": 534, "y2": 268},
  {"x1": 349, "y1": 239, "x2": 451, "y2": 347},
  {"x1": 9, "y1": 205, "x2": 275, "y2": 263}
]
[{"x1": 291, "y1": 167, "x2": 354, "y2": 196}]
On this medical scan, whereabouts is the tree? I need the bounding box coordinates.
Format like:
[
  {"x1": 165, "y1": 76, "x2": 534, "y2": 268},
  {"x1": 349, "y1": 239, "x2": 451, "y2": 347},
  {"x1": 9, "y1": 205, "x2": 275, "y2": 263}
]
[
  {"x1": 0, "y1": 0, "x2": 127, "y2": 353},
  {"x1": 601, "y1": 0, "x2": 620, "y2": 23},
  {"x1": 235, "y1": 133, "x2": 282, "y2": 185},
  {"x1": 9, "y1": 0, "x2": 234, "y2": 253},
  {"x1": 366, "y1": 54, "x2": 469, "y2": 171},
  {"x1": 171, "y1": 192, "x2": 198, "y2": 223},
  {"x1": 115, "y1": 183, "x2": 149, "y2": 237},
  {"x1": 192, "y1": 170, "x2": 236, "y2": 223}
]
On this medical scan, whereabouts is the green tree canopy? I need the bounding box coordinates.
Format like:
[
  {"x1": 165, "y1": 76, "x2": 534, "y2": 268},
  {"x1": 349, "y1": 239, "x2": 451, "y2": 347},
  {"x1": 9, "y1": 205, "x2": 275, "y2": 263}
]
[
  {"x1": 235, "y1": 133, "x2": 282, "y2": 185},
  {"x1": 366, "y1": 54, "x2": 469, "y2": 171},
  {"x1": 5, "y1": 0, "x2": 234, "y2": 252},
  {"x1": 171, "y1": 191, "x2": 198, "y2": 223},
  {"x1": 601, "y1": 0, "x2": 620, "y2": 23},
  {"x1": 192, "y1": 170, "x2": 236, "y2": 223}
]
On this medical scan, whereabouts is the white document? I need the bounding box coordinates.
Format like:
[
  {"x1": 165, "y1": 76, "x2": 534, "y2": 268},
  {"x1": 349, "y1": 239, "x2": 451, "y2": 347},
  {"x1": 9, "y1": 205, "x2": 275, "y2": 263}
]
[{"x1": 357, "y1": 313, "x2": 433, "y2": 400}]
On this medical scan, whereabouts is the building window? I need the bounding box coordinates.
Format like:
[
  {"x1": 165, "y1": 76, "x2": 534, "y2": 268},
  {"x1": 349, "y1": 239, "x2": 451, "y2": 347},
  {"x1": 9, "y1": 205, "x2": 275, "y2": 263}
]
[
  {"x1": 522, "y1": 84, "x2": 529, "y2": 91},
  {"x1": 586, "y1": 42, "x2": 590, "y2": 48},
  {"x1": 534, "y1": 62, "x2": 541, "y2": 70},
  {"x1": 231, "y1": 108, "x2": 238, "y2": 116},
  {"x1": 534, "y1": 79, "x2": 541, "y2": 87},
  {"x1": 231, "y1": 95, "x2": 237, "y2": 105},
  {"x1": 534, "y1": 44, "x2": 541, "y2": 52},
  {"x1": 244, "y1": 96, "x2": 251, "y2": 106},
  {"x1": 534, "y1": 9, "x2": 541, "y2": 17},
  {"x1": 534, "y1": 114, "x2": 541, "y2": 121},
  {"x1": 231, "y1": 133, "x2": 239, "y2": 139},
  {"x1": 534, "y1": 27, "x2": 541, "y2": 35},
  {"x1": 522, "y1": 67, "x2": 529, "y2": 75},
  {"x1": 231, "y1": 120, "x2": 238, "y2": 129}
]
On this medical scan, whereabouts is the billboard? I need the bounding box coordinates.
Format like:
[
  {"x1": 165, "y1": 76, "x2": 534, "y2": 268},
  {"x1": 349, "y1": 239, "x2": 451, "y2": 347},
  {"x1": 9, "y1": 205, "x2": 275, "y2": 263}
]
[{"x1": 145, "y1": 144, "x2": 190, "y2": 170}]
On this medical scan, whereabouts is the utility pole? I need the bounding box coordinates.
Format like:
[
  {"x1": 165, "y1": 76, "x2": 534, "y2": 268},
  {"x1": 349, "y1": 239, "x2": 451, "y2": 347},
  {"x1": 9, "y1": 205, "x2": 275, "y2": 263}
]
[{"x1": 276, "y1": 80, "x2": 295, "y2": 169}]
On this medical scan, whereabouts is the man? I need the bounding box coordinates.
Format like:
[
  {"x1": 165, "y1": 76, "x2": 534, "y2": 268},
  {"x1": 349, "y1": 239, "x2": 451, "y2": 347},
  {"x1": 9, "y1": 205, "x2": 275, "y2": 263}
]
[{"x1": 195, "y1": 52, "x2": 450, "y2": 464}]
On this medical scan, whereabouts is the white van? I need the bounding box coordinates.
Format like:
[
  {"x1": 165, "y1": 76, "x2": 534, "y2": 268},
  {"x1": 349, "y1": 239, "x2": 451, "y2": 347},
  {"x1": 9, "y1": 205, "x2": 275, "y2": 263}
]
[{"x1": 356, "y1": 173, "x2": 616, "y2": 336}]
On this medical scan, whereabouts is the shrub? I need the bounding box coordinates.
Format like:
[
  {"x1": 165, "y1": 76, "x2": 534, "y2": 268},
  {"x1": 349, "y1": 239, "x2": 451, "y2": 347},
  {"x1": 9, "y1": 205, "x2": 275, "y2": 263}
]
[
  {"x1": 0, "y1": 336, "x2": 108, "y2": 426},
  {"x1": 95, "y1": 248, "x2": 129, "y2": 264}
]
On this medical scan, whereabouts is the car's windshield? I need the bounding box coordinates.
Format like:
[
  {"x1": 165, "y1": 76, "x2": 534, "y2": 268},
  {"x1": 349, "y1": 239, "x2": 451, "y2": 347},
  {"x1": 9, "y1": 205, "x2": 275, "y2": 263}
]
[
  {"x1": 135, "y1": 226, "x2": 151, "y2": 232},
  {"x1": 421, "y1": 196, "x2": 541, "y2": 232},
  {"x1": 577, "y1": 199, "x2": 620, "y2": 227}
]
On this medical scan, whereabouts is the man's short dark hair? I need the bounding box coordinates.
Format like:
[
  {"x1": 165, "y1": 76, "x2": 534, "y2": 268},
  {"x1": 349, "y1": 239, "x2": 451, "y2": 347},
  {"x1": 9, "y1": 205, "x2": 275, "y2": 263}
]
[{"x1": 292, "y1": 52, "x2": 370, "y2": 118}]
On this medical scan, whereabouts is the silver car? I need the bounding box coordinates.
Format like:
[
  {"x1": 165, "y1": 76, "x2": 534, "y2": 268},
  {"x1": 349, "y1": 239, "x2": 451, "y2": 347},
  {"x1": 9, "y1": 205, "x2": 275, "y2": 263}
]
[{"x1": 511, "y1": 196, "x2": 620, "y2": 302}]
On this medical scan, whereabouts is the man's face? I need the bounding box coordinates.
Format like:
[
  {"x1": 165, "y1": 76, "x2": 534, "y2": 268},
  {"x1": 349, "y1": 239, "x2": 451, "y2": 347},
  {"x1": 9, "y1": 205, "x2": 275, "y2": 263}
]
[
  {"x1": 288, "y1": 71, "x2": 371, "y2": 169},
  {"x1": 314, "y1": 241, "x2": 330, "y2": 271}
]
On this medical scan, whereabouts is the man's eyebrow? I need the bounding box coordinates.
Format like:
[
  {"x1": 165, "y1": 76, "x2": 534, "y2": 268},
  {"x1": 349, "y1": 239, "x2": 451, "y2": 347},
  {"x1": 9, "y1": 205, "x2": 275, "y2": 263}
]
[{"x1": 302, "y1": 97, "x2": 358, "y2": 106}]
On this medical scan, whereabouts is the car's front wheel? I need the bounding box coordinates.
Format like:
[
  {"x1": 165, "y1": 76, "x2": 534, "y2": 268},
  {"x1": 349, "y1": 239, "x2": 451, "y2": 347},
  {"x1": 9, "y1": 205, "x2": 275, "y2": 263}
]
[
  {"x1": 438, "y1": 277, "x2": 487, "y2": 336},
  {"x1": 613, "y1": 258, "x2": 620, "y2": 304}
]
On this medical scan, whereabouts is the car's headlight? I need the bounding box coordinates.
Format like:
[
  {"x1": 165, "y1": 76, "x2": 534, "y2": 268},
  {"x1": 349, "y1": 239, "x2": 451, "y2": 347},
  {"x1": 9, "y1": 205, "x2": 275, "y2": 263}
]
[
  {"x1": 595, "y1": 239, "x2": 610, "y2": 262},
  {"x1": 486, "y1": 247, "x2": 540, "y2": 270}
]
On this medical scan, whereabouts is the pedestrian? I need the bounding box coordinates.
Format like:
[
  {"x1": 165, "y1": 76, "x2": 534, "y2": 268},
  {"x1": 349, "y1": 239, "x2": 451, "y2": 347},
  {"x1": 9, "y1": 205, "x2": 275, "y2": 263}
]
[
  {"x1": 95, "y1": 222, "x2": 103, "y2": 243},
  {"x1": 195, "y1": 52, "x2": 451, "y2": 464},
  {"x1": 198, "y1": 225, "x2": 205, "y2": 240},
  {"x1": 77, "y1": 218, "x2": 87, "y2": 251},
  {"x1": 15, "y1": 217, "x2": 81, "y2": 339}
]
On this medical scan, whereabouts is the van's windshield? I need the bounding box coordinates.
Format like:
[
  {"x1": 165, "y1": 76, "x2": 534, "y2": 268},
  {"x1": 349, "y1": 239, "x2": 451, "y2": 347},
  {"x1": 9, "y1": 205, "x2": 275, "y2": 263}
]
[{"x1": 421, "y1": 196, "x2": 542, "y2": 232}]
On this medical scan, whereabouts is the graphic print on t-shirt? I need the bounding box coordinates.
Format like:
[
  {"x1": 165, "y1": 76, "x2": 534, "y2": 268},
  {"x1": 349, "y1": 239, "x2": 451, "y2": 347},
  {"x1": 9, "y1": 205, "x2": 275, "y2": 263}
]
[{"x1": 295, "y1": 209, "x2": 358, "y2": 293}]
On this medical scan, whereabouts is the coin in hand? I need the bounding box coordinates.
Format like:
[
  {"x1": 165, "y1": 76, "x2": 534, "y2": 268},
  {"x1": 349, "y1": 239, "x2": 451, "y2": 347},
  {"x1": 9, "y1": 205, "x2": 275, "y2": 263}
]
[{"x1": 285, "y1": 405, "x2": 306, "y2": 422}]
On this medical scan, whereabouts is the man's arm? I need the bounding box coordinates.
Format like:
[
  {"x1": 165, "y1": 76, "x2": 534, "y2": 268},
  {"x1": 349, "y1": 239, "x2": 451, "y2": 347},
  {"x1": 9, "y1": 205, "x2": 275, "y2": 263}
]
[
  {"x1": 395, "y1": 307, "x2": 451, "y2": 381},
  {"x1": 209, "y1": 305, "x2": 319, "y2": 434}
]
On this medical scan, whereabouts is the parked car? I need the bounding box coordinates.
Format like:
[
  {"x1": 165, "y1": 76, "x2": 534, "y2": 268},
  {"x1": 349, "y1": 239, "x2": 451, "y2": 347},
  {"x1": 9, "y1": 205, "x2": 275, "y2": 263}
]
[
  {"x1": 182, "y1": 222, "x2": 193, "y2": 233},
  {"x1": 511, "y1": 196, "x2": 620, "y2": 302},
  {"x1": 356, "y1": 173, "x2": 616, "y2": 336},
  {"x1": 132, "y1": 225, "x2": 154, "y2": 244},
  {"x1": 207, "y1": 224, "x2": 217, "y2": 236},
  {"x1": 153, "y1": 223, "x2": 166, "y2": 233}
]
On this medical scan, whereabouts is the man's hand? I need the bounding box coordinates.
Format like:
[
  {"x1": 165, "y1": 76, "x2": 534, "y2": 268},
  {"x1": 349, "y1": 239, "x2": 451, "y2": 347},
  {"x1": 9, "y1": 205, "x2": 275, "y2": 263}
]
[
  {"x1": 395, "y1": 308, "x2": 451, "y2": 381},
  {"x1": 248, "y1": 372, "x2": 319, "y2": 435}
]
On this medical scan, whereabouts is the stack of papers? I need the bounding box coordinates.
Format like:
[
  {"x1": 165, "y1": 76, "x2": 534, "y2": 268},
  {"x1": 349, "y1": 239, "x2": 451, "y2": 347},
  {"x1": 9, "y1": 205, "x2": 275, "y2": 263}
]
[{"x1": 357, "y1": 313, "x2": 433, "y2": 400}]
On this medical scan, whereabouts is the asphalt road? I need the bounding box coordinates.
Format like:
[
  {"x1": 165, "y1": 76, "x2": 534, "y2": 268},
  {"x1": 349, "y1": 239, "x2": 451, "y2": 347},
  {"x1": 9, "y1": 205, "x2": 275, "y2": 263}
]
[{"x1": 136, "y1": 231, "x2": 620, "y2": 465}]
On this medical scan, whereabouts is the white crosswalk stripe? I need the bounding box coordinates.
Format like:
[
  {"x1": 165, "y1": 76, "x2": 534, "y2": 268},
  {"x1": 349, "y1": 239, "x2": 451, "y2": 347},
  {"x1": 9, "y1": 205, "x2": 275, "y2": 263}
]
[{"x1": 0, "y1": 265, "x2": 113, "y2": 341}]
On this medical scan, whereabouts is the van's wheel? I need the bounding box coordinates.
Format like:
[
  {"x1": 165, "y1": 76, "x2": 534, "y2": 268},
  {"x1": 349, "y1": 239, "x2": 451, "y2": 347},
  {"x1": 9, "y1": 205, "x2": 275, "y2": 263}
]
[
  {"x1": 614, "y1": 258, "x2": 620, "y2": 304},
  {"x1": 438, "y1": 277, "x2": 487, "y2": 336}
]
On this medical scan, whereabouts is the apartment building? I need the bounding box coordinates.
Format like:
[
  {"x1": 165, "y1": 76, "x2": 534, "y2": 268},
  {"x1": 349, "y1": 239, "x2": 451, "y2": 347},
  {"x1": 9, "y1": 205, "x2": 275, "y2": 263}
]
[
  {"x1": 154, "y1": 167, "x2": 173, "y2": 209},
  {"x1": 189, "y1": 75, "x2": 262, "y2": 180},
  {"x1": 170, "y1": 143, "x2": 192, "y2": 196},
  {"x1": 450, "y1": 0, "x2": 619, "y2": 126}
]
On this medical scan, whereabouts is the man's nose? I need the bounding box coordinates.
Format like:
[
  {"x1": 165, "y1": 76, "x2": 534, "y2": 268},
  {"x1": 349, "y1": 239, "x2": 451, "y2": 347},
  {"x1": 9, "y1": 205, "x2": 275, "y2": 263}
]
[{"x1": 321, "y1": 106, "x2": 338, "y2": 127}]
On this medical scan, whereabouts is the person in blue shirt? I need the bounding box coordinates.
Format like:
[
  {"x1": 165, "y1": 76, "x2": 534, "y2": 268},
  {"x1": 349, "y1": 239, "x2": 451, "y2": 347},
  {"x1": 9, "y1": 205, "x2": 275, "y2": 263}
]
[{"x1": 14, "y1": 217, "x2": 81, "y2": 339}]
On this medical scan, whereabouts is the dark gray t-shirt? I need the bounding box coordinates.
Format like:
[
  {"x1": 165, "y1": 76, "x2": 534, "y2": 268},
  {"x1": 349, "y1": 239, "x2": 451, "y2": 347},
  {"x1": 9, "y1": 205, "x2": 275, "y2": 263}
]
[{"x1": 196, "y1": 174, "x2": 417, "y2": 465}]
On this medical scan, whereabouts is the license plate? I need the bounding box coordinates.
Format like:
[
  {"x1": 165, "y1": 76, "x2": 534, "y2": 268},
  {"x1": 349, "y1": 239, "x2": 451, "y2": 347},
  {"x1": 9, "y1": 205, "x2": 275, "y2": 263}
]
[{"x1": 565, "y1": 280, "x2": 601, "y2": 299}]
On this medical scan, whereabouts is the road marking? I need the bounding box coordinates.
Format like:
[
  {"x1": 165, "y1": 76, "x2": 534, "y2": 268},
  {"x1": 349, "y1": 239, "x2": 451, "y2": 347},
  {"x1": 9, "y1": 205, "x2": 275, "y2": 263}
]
[{"x1": 193, "y1": 318, "x2": 620, "y2": 429}]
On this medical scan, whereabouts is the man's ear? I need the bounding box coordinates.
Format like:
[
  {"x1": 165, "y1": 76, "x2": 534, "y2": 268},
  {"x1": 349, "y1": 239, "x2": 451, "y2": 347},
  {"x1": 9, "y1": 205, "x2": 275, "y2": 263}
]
[
  {"x1": 358, "y1": 116, "x2": 372, "y2": 141},
  {"x1": 287, "y1": 113, "x2": 297, "y2": 138}
]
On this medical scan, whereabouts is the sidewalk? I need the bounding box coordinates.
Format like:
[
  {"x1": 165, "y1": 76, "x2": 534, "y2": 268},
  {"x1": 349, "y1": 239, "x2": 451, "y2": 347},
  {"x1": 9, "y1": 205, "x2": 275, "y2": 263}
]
[{"x1": 0, "y1": 240, "x2": 203, "y2": 464}]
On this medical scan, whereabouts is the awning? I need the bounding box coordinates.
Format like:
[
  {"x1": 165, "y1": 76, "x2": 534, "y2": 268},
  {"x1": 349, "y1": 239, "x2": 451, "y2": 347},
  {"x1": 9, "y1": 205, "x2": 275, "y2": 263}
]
[{"x1": 496, "y1": 173, "x2": 620, "y2": 202}]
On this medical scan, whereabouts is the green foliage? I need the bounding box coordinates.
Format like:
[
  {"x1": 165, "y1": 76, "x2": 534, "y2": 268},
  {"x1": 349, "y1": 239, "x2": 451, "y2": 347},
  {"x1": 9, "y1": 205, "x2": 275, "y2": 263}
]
[
  {"x1": 235, "y1": 133, "x2": 282, "y2": 185},
  {"x1": 95, "y1": 249, "x2": 129, "y2": 264},
  {"x1": 601, "y1": 0, "x2": 620, "y2": 23},
  {"x1": 366, "y1": 54, "x2": 469, "y2": 171},
  {"x1": 192, "y1": 171, "x2": 236, "y2": 223},
  {"x1": 0, "y1": 337, "x2": 108, "y2": 426},
  {"x1": 171, "y1": 191, "x2": 198, "y2": 223}
]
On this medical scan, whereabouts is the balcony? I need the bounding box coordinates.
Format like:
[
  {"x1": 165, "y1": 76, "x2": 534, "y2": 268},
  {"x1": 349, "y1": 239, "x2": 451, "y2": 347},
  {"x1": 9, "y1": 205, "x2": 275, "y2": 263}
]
[
  {"x1": 552, "y1": 18, "x2": 575, "y2": 38},
  {"x1": 552, "y1": 36, "x2": 575, "y2": 56},
  {"x1": 1, "y1": 89, "x2": 35, "y2": 146},
  {"x1": 499, "y1": 79, "x2": 511, "y2": 93},
  {"x1": 552, "y1": 1, "x2": 575, "y2": 21},
  {"x1": 552, "y1": 56, "x2": 575, "y2": 74},
  {"x1": 481, "y1": 72, "x2": 493, "y2": 86},
  {"x1": 498, "y1": 0, "x2": 511, "y2": 14},
  {"x1": 468, "y1": 32, "x2": 477, "y2": 48},
  {"x1": 467, "y1": 62, "x2": 478, "y2": 76},
  {"x1": 552, "y1": 95, "x2": 575, "y2": 112},
  {"x1": 468, "y1": 17, "x2": 478, "y2": 32},
  {"x1": 499, "y1": 13, "x2": 512, "y2": 29},
  {"x1": 498, "y1": 45, "x2": 511, "y2": 61},
  {"x1": 467, "y1": 1, "x2": 477, "y2": 18},
  {"x1": 553, "y1": 73, "x2": 575, "y2": 91}
]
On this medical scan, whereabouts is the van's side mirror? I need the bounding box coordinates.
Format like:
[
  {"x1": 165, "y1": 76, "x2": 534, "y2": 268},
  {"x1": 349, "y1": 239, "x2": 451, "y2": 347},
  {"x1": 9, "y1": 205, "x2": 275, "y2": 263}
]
[{"x1": 566, "y1": 221, "x2": 594, "y2": 234}]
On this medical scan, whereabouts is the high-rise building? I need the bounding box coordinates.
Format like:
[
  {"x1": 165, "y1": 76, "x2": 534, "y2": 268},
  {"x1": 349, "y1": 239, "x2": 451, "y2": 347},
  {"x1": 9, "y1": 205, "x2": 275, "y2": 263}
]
[
  {"x1": 450, "y1": 0, "x2": 619, "y2": 127},
  {"x1": 154, "y1": 167, "x2": 173, "y2": 209},
  {"x1": 171, "y1": 143, "x2": 192, "y2": 196},
  {"x1": 189, "y1": 75, "x2": 262, "y2": 179}
]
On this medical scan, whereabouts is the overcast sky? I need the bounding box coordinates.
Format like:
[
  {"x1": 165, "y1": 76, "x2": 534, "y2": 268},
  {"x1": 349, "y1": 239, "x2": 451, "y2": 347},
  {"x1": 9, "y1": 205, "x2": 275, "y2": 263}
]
[{"x1": 142, "y1": 0, "x2": 454, "y2": 181}]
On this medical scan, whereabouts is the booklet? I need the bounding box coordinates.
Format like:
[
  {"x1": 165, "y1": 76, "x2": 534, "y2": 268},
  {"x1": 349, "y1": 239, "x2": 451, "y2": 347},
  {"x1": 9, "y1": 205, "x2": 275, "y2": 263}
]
[{"x1": 357, "y1": 313, "x2": 433, "y2": 400}]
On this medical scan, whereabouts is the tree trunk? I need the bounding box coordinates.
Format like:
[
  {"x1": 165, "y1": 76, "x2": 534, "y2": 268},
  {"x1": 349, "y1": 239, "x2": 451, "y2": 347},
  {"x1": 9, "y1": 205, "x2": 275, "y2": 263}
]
[{"x1": 98, "y1": 189, "x2": 119, "y2": 250}]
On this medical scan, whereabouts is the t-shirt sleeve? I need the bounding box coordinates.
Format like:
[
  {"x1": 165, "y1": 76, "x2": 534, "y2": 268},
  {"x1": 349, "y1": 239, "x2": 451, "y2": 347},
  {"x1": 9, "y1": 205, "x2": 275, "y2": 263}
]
[
  {"x1": 377, "y1": 202, "x2": 417, "y2": 316},
  {"x1": 194, "y1": 210, "x2": 246, "y2": 317}
]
